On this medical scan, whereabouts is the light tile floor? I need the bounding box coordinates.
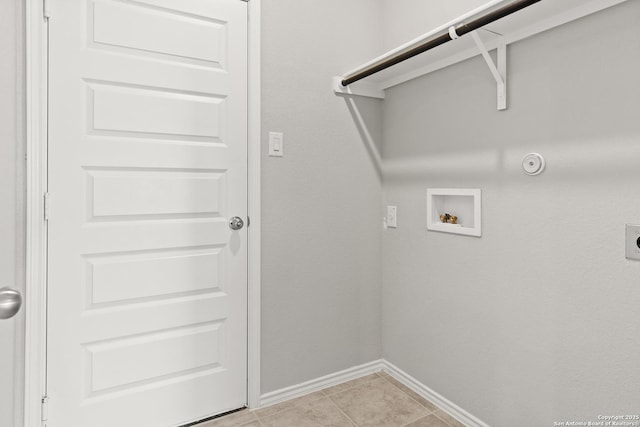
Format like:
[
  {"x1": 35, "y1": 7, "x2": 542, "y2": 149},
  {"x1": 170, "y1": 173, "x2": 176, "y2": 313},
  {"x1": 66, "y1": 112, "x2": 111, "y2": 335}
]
[{"x1": 199, "y1": 372, "x2": 465, "y2": 427}]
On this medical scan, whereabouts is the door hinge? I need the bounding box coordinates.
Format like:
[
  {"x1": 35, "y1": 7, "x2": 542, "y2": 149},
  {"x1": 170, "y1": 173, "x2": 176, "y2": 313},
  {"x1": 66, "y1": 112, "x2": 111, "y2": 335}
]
[
  {"x1": 41, "y1": 396, "x2": 49, "y2": 422},
  {"x1": 247, "y1": 216, "x2": 250, "y2": 227},
  {"x1": 43, "y1": 192, "x2": 50, "y2": 221},
  {"x1": 43, "y1": 0, "x2": 51, "y2": 19}
]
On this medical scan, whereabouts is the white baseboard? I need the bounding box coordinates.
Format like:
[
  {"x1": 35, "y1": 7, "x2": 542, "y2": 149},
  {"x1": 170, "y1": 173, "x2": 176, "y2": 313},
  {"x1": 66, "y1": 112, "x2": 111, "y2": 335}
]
[
  {"x1": 259, "y1": 359, "x2": 384, "y2": 408},
  {"x1": 381, "y1": 360, "x2": 490, "y2": 427},
  {"x1": 259, "y1": 359, "x2": 490, "y2": 427}
]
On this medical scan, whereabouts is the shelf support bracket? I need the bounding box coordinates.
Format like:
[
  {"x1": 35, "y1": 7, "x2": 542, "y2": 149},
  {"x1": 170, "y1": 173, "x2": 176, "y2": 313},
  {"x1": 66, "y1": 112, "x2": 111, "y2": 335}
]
[
  {"x1": 470, "y1": 31, "x2": 507, "y2": 111},
  {"x1": 333, "y1": 76, "x2": 385, "y2": 99}
]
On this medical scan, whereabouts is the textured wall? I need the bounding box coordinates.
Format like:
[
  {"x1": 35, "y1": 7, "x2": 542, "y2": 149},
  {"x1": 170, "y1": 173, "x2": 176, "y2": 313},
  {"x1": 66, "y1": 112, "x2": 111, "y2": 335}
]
[
  {"x1": 381, "y1": 0, "x2": 487, "y2": 50},
  {"x1": 381, "y1": 2, "x2": 640, "y2": 425},
  {"x1": 260, "y1": 0, "x2": 384, "y2": 393}
]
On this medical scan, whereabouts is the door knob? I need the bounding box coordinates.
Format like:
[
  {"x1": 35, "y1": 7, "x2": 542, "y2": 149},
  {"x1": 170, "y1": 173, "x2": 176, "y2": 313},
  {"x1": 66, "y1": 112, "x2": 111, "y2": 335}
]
[
  {"x1": 229, "y1": 216, "x2": 244, "y2": 230},
  {"x1": 0, "y1": 287, "x2": 23, "y2": 320}
]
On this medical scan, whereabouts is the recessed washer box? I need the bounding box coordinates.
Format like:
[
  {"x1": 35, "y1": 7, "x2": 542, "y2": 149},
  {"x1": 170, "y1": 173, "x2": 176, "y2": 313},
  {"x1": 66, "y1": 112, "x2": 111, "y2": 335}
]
[{"x1": 427, "y1": 188, "x2": 481, "y2": 237}]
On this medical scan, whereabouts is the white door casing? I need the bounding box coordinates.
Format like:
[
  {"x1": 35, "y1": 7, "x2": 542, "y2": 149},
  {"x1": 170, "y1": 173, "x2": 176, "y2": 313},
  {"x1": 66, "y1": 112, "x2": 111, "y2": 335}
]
[{"x1": 47, "y1": 1, "x2": 248, "y2": 426}]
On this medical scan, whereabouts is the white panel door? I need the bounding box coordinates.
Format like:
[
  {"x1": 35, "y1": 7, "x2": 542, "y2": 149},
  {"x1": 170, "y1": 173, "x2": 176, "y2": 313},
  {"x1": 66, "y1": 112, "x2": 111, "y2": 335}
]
[
  {"x1": 1, "y1": 0, "x2": 23, "y2": 425},
  {"x1": 47, "y1": 1, "x2": 248, "y2": 426}
]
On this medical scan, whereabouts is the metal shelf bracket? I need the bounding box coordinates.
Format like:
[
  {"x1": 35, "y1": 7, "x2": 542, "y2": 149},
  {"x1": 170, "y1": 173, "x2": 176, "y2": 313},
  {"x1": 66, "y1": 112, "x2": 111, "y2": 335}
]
[{"x1": 470, "y1": 30, "x2": 507, "y2": 110}]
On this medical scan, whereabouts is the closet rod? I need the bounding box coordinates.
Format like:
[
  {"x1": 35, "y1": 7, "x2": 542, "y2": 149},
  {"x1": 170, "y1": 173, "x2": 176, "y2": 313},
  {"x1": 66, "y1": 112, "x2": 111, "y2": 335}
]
[{"x1": 341, "y1": 0, "x2": 541, "y2": 87}]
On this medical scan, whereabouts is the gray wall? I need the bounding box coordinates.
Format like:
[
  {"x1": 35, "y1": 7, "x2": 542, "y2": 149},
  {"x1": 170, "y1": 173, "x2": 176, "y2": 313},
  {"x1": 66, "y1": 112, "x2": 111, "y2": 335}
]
[
  {"x1": 260, "y1": 0, "x2": 384, "y2": 393},
  {"x1": 381, "y1": 2, "x2": 640, "y2": 426},
  {"x1": 4, "y1": 2, "x2": 637, "y2": 425},
  {"x1": 0, "y1": 1, "x2": 24, "y2": 426},
  {"x1": 381, "y1": 0, "x2": 486, "y2": 50}
]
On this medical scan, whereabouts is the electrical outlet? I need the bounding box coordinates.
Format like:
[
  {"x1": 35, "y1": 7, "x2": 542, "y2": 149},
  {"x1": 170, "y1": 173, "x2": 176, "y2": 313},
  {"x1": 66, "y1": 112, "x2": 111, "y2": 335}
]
[{"x1": 625, "y1": 224, "x2": 640, "y2": 260}]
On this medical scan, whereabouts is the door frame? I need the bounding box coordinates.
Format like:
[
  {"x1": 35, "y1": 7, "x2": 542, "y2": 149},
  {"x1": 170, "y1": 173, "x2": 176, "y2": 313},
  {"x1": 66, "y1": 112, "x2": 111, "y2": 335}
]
[{"x1": 24, "y1": 0, "x2": 262, "y2": 425}]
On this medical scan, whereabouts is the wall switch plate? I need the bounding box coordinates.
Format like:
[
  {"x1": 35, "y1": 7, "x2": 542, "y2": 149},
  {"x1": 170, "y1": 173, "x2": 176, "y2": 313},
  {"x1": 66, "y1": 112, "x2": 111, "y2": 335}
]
[
  {"x1": 268, "y1": 132, "x2": 284, "y2": 157},
  {"x1": 625, "y1": 224, "x2": 640, "y2": 260},
  {"x1": 387, "y1": 206, "x2": 397, "y2": 228}
]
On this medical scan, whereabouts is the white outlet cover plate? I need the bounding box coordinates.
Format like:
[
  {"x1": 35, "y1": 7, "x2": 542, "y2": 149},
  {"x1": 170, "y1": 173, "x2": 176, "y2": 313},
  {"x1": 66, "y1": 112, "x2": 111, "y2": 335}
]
[
  {"x1": 387, "y1": 206, "x2": 397, "y2": 228},
  {"x1": 625, "y1": 224, "x2": 640, "y2": 260}
]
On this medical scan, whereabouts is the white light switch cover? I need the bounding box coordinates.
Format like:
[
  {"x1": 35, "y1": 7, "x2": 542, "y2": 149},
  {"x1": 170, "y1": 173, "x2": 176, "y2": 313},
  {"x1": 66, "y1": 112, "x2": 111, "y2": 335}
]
[
  {"x1": 387, "y1": 206, "x2": 397, "y2": 228},
  {"x1": 269, "y1": 132, "x2": 284, "y2": 157}
]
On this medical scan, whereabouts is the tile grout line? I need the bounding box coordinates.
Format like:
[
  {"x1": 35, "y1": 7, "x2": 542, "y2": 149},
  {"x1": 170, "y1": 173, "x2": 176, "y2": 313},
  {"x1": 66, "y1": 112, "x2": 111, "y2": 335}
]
[
  {"x1": 401, "y1": 412, "x2": 455, "y2": 427},
  {"x1": 378, "y1": 374, "x2": 441, "y2": 419},
  {"x1": 253, "y1": 397, "x2": 301, "y2": 420},
  {"x1": 400, "y1": 413, "x2": 438, "y2": 427},
  {"x1": 378, "y1": 374, "x2": 459, "y2": 427},
  {"x1": 325, "y1": 393, "x2": 360, "y2": 427},
  {"x1": 255, "y1": 373, "x2": 381, "y2": 419},
  {"x1": 302, "y1": 374, "x2": 383, "y2": 427},
  {"x1": 250, "y1": 371, "x2": 460, "y2": 427},
  {"x1": 327, "y1": 371, "x2": 436, "y2": 427},
  {"x1": 319, "y1": 372, "x2": 382, "y2": 398},
  {"x1": 254, "y1": 406, "x2": 293, "y2": 421},
  {"x1": 379, "y1": 371, "x2": 466, "y2": 426},
  {"x1": 254, "y1": 390, "x2": 336, "y2": 423},
  {"x1": 304, "y1": 373, "x2": 383, "y2": 427},
  {"x1": 258, "y1": 392, "x2": 359, "y2": 427},
  {"x1": 432, "y1": 411, "x2": 458, "y2": 427}
]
